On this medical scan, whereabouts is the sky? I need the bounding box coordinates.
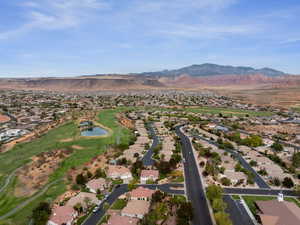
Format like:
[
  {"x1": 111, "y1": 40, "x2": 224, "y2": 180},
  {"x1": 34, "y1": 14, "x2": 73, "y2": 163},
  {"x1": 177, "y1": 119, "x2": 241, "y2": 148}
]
[{"x1": 0, "y1": 0, "x2": 300, "y2": 77}]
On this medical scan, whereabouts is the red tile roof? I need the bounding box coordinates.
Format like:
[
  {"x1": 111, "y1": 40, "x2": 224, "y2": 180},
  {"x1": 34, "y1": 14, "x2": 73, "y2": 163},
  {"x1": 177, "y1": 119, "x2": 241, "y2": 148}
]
[
  {"x1": 141, "y1": 170, "x2": 159, "y2": 178},
  {"x1": 130, "y1": 186, "x2": 155, "y2": 198},
  {"x1": 49, "y1": 206, "x2": 76, "y2": 225}
]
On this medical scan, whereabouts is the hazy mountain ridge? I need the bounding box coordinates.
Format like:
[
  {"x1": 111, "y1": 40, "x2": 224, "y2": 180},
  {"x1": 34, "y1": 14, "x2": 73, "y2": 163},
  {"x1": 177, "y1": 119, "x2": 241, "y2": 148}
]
[
  {"x1": 137, "y1": 63, "x2": 287, "y2": 77},
  {"x1": 0, "y1": 63, "x2": 298, "y2": 92}
]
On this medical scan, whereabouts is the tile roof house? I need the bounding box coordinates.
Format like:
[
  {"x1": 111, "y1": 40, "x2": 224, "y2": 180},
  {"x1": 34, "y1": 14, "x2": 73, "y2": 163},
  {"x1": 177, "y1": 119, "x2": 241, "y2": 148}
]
[
  {"x1": 130, "y1": 187, "x2": 155, "y2": 201},
  {"x1": 121, "y1": 200, "x2": 150, "y2": 219},
  {"x1": 66, "y1": 192, "x2": 100, "y2": 209},
  {"x1": 256, "y1": 199, "x2": 300, "y2": 225},
  {"x1": 86, "y1": 178, "x2": 108, "y2": 193},
  {"x1": 140, "y1": 170, "x2": 159, "y2": 184},
  {"x1": 102, "y1": 214, "x2": 138, "y2": 225},
  {"x1": 107, "y1": 166, "x2": 133, "y2": 183},
  {"x1": 47, "y1": 205, "x2": 78, "y2": 225}
]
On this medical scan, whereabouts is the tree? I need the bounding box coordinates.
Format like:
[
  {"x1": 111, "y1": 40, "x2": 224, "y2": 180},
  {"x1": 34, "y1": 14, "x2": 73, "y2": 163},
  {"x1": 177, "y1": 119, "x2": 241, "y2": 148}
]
[
  {"x1": 220, "y1": 177, "x2": 231, "y2": 186},
  {"x1": 151, "y1": 191, "x2": 165, "y2": 203},
  {"x1": 292, "y1": 152, "x2": 300, "y2": 168},
  {"x1": 206, "y1": 185, "x2": 223, "y2": 202},
  {"x1": 214, "y1": 212, "x2": 233, "y2": 225},
  {"x1": 249, "y1": 160, "x2": 257, "y2": 167},
  {"x1": 282, "y1": 177, "x2": 294, "y2": 188},
  {"x1": 212, "y1": 198, "x2": 227, "y2": 212},
  {"x1": 94, "y1": 168, "x2": 106, "y2": 178},
  {"x1": 271, "y1": 142, "x2": 284, "y2": 152},
  {"x1": 32, "y1": 202, "x2": 52, "y2": 225},
  {"x1": 176, "y1": 202, "x2": 193, "y2": 225},
  {"x1": 128, "y1": 179, "x2": 138, "y2": 191},
  {"x1": 76, "y1": 174, "x2": 87, "y2": 185},
  {"x1": 155, "y1": 160, "x2": 171, "y2": 175},
  {"x1": 272, "y1": 177, "x2": 281, "y2": 186},
  {"x1": 73, "y1": 203, "x2": 83, "y2": 213},
  {"x1": 131, "y1": 160, "x2": 143, "y2": 177}
]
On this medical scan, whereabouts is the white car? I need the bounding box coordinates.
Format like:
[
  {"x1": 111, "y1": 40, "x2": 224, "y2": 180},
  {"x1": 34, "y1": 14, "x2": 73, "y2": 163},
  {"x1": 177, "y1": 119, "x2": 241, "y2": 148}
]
[{"x1": 93, "y1": 206, "x2": 100, "y2": 213}]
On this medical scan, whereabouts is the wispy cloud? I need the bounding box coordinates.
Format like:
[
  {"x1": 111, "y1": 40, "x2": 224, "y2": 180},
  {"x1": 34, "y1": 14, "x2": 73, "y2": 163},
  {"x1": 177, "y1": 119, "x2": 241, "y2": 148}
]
[{"x1": 0, "y1": 0, "x2": 110, "y2": 39}]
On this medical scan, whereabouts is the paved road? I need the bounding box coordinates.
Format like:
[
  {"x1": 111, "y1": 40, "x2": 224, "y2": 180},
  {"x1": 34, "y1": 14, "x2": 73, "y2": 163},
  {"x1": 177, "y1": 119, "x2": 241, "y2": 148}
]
[
  {"x1": 140, "y1": 183, "x2": 184, "y2": 195},
  {"x1": 142, "y1": 123, "x2": 159, "y2": 166},
  {"x1": 82, "y1": 183, "x2": 185, "y2": 225},
  {"x1": 224, "y1": 188, "x2": 299, "y2": 197},
  {"x1": 223, "y1": 195, "x2": 255, "y2": 225},
  {"x1": 82, "y1": 184, "x2": 129, "y2": 225},
  {"x1": 175, "y1": 125, "x2": 213, "y2": 225},
  {"x1": 194, "y1": 134, "x2": 270, "y2": 189}
]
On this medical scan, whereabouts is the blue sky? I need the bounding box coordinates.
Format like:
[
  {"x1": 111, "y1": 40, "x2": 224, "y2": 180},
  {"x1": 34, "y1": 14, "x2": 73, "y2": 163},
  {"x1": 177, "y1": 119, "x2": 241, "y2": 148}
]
[{"x1": 0, "y1": 0, "x2": 300, "y2": 77}]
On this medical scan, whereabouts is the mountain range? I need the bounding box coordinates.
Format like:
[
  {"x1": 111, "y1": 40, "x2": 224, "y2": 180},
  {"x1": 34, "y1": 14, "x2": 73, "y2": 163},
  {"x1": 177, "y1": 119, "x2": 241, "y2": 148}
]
[
  {"x1": 0, "y1": 63, "x2": 298, "y2": 92},
  {"x1": 135, "y1": 63, "x2": 287, "y2": 77}
]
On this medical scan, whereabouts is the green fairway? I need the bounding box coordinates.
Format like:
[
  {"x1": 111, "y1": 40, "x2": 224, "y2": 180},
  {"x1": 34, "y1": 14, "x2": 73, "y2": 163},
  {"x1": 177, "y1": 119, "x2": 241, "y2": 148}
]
[
  {"x1": 0, "y1": 108, "x2": 134, "y2": 225},
  {"x1": 149, "y1": 106, "x2": 273, "y2": 117},
  {"x1": 180, "y1": 106, "x2": 273, "y2": 117}
]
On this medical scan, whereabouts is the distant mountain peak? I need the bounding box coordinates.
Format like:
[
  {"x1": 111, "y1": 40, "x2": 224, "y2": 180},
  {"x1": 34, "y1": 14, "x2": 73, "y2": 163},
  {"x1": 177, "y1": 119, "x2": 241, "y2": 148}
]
[{"x1": 138, "y1": 63, "x2": 287, "y2": 77}]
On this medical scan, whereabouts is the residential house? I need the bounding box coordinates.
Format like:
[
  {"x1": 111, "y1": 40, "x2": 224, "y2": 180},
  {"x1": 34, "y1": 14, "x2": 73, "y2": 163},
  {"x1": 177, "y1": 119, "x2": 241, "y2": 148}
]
[
  {"x1": 107, "y1": 165, "x2": 133, "y2": 183},
  {"x1": 66, "y1": 192, "x2": 100, "y2": 209},
  {"x1": 121, "y1": 200, "x2": 150, "y2": 219},
  {"x1": 47, "y1": 206, "x2": 78, "y2": 225},
  {"x1": 256, "y1": 199, "x2": 300, "y2": 225},
  {"x1": 140, "y1": 170, "x2": 159, "y2": 184},
  {"x1": 86, "y1": 178, "x2": 108, "y2": 193},
  {"x1": 130, "y1": 187, "x2": 155, "y2": 201},
  {"x1": 102, "y1": 214, "x2": 138, "y2": 225}
]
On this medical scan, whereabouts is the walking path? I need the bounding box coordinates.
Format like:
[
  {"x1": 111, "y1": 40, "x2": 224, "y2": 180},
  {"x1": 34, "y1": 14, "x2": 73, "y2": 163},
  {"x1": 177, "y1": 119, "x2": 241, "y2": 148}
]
[
  {"x1": 0, "y1": 168, "x2": 19, "y2": 193},
  {"x1": 0, "y1": 179, "x2": 62, "y2": 220}
]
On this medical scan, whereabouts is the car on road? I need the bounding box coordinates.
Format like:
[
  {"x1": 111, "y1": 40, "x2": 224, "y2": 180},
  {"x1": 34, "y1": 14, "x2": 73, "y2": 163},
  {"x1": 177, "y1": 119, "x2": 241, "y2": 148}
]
[{"x1": 93, "y1": 206, "x2": 100, "y2": 213}]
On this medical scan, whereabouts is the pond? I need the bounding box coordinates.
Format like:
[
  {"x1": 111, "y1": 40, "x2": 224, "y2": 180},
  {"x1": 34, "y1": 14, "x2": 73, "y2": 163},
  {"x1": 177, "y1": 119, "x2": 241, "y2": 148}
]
[{"x1": 81, "y1": 127, "x2": 108, "y2": 137}]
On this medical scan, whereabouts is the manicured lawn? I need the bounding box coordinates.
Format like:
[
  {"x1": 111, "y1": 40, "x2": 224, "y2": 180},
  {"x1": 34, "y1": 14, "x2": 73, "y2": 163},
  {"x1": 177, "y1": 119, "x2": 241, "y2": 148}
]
[
  {"x1": 0, "y1": 108, "x2": 134, "y2": 225},
  {"x1": 111, "y1": 199, "x2": 127, "y2": 210}
]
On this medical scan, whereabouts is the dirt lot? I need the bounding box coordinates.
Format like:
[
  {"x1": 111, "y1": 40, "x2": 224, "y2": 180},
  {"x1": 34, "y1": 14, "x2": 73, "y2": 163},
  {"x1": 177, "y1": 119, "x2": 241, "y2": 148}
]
[
  {"x1": 245, "y1": 124, "x2": 300, "y2": 136},
  {"x1": 217, "y1": 86, "x2": 300, "y2": 108},
  {"x1": 15, "y1": 149, "x2": 73, "y2": 197}
]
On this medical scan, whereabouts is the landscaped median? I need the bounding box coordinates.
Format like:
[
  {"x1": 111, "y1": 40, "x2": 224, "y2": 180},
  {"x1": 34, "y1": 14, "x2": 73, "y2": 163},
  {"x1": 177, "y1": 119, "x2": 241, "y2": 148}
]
[{"x1": 0, "y1": 108, "x2": 135, "y2": 225}]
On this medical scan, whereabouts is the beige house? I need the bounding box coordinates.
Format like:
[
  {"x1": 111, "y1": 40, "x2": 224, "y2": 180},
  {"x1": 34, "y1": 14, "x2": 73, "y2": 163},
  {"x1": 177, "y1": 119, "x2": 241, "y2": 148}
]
[
  {"x1": 86, "y1": 178, "x2": 108, "y2": 193},
  {"x1": 256, "y1": 199, "x2": 300, "y2": 225},
  {"x1": 47, "y1": 206, "x2": 78, "y2": 225},
  {"x1": 66, "y1": 192, "x2": 100, "y2": 209},
  {"x1": 121, "y1": 200, "x2": 150, "y2": 219},
  {"x1": 106, "y1": 165, "x2": 133, "y2": 183},
  {"x1": 102, "y1": 214, "x2": 138, "y2": 225}
]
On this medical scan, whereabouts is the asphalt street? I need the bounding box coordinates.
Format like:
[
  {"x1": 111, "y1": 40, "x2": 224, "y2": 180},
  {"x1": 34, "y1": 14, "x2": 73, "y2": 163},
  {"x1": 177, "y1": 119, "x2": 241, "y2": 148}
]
[
  {"x1": 223, "y1": 195, "x2": 255, "y2": 225},
  {"x1": 82, "y1": 184, "x2": 128, "y2": 225},
  {"x1": 142, "y1": 123, "x2": 159, "y2": 166},
  {"x1": 224, "y1": 187, "x2": 298, "y2": 197},
  {"x1": 82, "y1": 183, "x2": 185, "y2": 225},
  {"x1": 175, "y1": 125, "x2": 213, "y2": 225},
  {"x1": 194, "y1": 134, "x2": 270, "y2": 189}
]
